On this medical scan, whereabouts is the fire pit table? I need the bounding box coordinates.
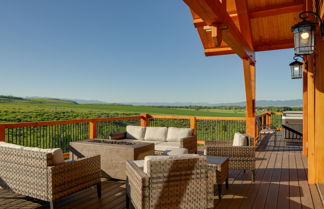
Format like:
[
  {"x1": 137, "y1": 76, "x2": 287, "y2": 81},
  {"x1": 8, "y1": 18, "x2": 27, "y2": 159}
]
[{"x1": 69, "y1": 139, "x2": 154, "y2": 180}]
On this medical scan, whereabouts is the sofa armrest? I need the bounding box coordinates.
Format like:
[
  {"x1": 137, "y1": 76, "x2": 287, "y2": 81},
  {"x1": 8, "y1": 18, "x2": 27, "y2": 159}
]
[
  {"x1": 109, "y1": 132, "x2": 127, "y2": 140},
  {"x1": 205, "y1": 146, "x2": 255, "y2": 170},
  {"x1": 47, "y1": 155, "x2": 101, "y2": 201},
  {"x1": 126, "y1": 160, "x2": 149, "y2": 209},
  {"x1": 179, "y1": 136, "x2": 197, "y2": 153},
  {"x1": 205, "y1": 146, "x2": 255, "y2": 158}
]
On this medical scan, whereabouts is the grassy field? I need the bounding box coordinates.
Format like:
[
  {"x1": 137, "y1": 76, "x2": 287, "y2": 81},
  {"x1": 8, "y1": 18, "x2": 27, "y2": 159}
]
[{"x1": 0, "y1": 102, "x2": 245, "y2": 123}]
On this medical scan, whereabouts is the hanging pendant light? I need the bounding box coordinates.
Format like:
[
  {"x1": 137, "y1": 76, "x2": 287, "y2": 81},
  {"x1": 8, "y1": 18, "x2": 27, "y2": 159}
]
[
  {"x1": 289, "y1": 56, "x2": 303, "y2": 79},
  {"x1": 291, "y1": 11, "x2": 324, "y2": 55}
]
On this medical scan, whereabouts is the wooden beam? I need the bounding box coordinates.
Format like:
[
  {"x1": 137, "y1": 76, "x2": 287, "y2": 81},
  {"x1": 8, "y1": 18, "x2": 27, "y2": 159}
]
[
  {"x1": 204, "y1": 39, "x2": 293, "y2": 56},
  {"x1": 249, "y1": 2, "x2": 305, "y2": 19},
  {"x1": 204, "y1": 47, "x2": 234, "y2": 56},
  {"x1": 307, "y1": 56, "x2": 316, "y2": 184},
  {"x1": 303, "y1": 58, "x2": 308, "y2": 156},
  {"x1": 183, "y1": 0, "x2": 255, "y2": 62},
  {"x1": 314, "y1": 36, "x2": 324, "y2": 183},
  {"x1": 193, "y1": 1, "x2": 304, "y2": 28},
  {"x1": 235, "y1": 0, "x2": 254, "y2": 50},
  {"x1": 243, "y1": 59, "x2": 256, "y2": 143},
  {"x1": 203, "y1": 25, "x2": 222, "y2": 47},
  {"x1": 254, "y1": 40, "x2": 294, "y2": 51}
]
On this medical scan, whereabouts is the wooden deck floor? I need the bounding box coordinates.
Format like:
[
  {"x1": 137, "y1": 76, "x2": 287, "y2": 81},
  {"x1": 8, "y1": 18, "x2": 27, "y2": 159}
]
[{"x1": 0, "y1": 132, "x2": 323, "y2": 209}]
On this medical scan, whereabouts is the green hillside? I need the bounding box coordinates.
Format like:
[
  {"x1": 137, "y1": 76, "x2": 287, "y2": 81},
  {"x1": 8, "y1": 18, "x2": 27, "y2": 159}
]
[
  {"x1": 0, "y1": 96, "x2": 77, "y2": 104},
  {"x1": 0, "y1": 102, "x2": 245, "y2": 123}
]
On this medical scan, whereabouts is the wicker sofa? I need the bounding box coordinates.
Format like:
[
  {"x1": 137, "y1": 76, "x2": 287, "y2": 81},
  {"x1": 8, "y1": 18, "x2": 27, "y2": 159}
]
[
  {"x1": 109, "y1": 125, "x2": 197, "y2": 154},
  {"x1": 126, "y1": 154, "x2": 215, "y2": 209},
  {"x1": 0, "y1": 142, "x2": 101, "y2": 209},
  {"x1": 204, "y1": 135, "x2": 256, "y2": 181}
]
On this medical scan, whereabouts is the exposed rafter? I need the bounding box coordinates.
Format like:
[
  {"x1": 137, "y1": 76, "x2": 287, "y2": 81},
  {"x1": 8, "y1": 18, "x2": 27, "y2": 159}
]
[
  {"x1": 204, "y1": 39, "x2": 294, "y2": 56},
  {"x1": 235, "y1": 0, "x2": 254, "y2": 51},
  {"x1": 193, "y1": 2, "x2": 304, "y2": 28},
  {"x1": 183, "y1": 0, "x2": 255, "y2": 63},
  {"x1": 203, "y1": 25, "x2": 222, "y2": 47},
  {"x1": 249, "y1": 2, "x2": 305, "y2": 18}
]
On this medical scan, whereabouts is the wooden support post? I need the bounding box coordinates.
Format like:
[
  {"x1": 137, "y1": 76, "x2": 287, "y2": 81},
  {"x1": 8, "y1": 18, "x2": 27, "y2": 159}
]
[
  {"x1": 243, "y1": 59, "x2": 256, "y2": 145},
  {"x1": 303, "y1": 58, "x2": 308, "y2": 156},
  {"x1": 307, "y1": 56, "x2": 316, "y2": 184},
  {"x1": 190, "y1": 117, "x2": 197, "y2": 135},
  {"x1": 89, "y1": 121, "x2": 97, "y2": 139},
  {"x1": 0, "y1": 126, "x2": 5, "y2": 141},
  {"x1": 140, "y1": 113, "x2": 150, "y2": 127},
  {"x1": 314, "y1": 36, "x2": 324, "y2": 183}
]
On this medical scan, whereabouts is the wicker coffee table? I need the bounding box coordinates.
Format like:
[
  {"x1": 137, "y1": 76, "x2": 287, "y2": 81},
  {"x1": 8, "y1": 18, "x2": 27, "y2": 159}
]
[
  {"x1": 69, "y1": 139, "x2": 154, "y2": 180},
  {"x1": 207, "y1": 156, "x2": 229, "y2": 199}
]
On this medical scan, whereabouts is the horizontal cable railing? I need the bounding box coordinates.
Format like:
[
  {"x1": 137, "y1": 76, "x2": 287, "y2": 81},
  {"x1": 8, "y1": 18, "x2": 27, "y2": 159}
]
[
  {"x1": 146, "y1": 115, "x2": 246, "y2": 144},
  {"x1": 96, "y1": 118, "x2": 141, "y2": 138},
  {"x1": 196, "y1": 118, "x2": 246, "y2": 142},
  {"x1": 0, "y1": 112, "x2": 282, "y2": 151},
  {"x1": 0, "y1": 116, "x2": 142, "y2": 153}
]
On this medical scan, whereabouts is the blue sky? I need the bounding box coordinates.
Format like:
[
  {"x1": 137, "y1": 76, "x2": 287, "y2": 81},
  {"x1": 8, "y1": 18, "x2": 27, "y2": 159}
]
[{"x1": 0, "y1": 0, "x2": 301, "y2": 103}]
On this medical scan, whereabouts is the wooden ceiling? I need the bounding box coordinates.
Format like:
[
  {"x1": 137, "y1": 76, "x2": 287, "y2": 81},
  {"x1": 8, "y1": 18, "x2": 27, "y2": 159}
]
[{"x1": 183, "y1": 0, "x2": 305, "y2": 59}]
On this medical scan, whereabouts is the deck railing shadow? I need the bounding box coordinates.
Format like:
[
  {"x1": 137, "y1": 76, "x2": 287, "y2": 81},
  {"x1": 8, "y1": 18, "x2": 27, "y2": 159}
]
[{"x1": 216, "y1": 183, "x2": 311, "y2": 209}]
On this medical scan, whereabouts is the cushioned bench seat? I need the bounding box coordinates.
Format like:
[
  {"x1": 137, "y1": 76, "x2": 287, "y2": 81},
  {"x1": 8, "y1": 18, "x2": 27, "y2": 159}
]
[{"x1": 109, "y1": 125, "x2": 197, "y2": 153}]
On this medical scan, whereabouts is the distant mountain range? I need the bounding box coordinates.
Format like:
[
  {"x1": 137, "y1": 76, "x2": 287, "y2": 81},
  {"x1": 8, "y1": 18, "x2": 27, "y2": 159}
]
[
  {"x1": 0, "y1": 95, "x2": 302, "y2": 107},
  {"x1": 124, "y1": 99, "x2": 302, "y2": 107}
]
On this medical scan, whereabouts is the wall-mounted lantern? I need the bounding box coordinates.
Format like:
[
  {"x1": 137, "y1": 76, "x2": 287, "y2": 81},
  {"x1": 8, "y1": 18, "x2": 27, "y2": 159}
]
[
  {"x1": 291, "y1": 11, "x2": 324, "y2": 55},
  {"x1": 289, "y1": 56, "x2": 303, "y2": 79}
]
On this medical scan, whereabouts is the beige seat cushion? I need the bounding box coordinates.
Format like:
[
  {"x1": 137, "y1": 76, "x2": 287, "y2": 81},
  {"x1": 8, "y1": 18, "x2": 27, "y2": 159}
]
[
  {"x1": 126, "y1": 125, "x2": 146, "y2": 140},
  {"x1": 155, "y1": 142, "x2": 182, "y2": 151},
  {"x1": 133, "y1": 160, "x2": 144, "y2": 169},
  {"x1": 22, "y1": 147, "x2": 65, "y2": 165},
  {"x1": 163, "y1": 148, "x2": 188, "y2": 156},
  {"x1": 232, "y1": 132, "x2": 248, "y2": 146},
  {"x1": 142, "y1": 140, "x2": 162, "y2": 145},
  {"x1": 144, "y1": 127, "x2": 168, "y2": 141},
  {"x1": 166, "y1": 127, "x2": 193, "y2": 142},
  {"x1": 143, "y1": 154, "x2": 202, "y2": 175}
]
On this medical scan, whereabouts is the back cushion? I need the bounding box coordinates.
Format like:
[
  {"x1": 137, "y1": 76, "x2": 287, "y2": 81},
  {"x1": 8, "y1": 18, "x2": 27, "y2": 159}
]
[
  {"x1": 166, "y1": 127, "x2": 193, "y2": 142},
  {"x1": 22, "y1": 147, "x2": 65, "y2": 165},
  {"x1": 144, "y1": 154, "x2": 202, "y2": 176},
  {"x1": 144, "y1": 127, "x2": 168, "y2": 141},
  {"x1": 126, "y1": 125, "x2": 146, "y2": 140},
  {"x1": 232, "y1": 132, "x2": 248, "y2": 146}
]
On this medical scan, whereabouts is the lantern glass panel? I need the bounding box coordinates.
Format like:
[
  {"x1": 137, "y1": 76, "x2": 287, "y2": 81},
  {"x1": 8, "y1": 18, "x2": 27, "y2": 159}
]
[
  {"x1": 293, "y1": 25, "x2": 315, "y2": 55},
  {"x1": 290, "y1": 61, "x2": 303, "y2": 79}
]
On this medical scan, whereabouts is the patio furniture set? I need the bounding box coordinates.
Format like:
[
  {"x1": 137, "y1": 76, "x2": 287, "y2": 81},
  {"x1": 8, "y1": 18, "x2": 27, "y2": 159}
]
[{"x1": 0, "y1": 125, "x2": 256, "y2": 209}]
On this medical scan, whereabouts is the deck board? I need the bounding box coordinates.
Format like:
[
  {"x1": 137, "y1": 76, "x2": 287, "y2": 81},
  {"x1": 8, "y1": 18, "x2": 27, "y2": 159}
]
[{"x1": 0, "y1": 132, "x2": 322, "y2": 209}]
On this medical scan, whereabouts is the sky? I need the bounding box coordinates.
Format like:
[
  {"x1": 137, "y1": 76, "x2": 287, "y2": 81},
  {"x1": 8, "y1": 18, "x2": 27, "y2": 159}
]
[{"x1": 0, "y1": 0, "x2": 302, "y2": 104}]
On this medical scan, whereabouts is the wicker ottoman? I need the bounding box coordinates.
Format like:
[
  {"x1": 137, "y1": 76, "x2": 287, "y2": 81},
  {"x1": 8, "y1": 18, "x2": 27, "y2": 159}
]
[{"x1": 207, "y1": 156, "x2": 229, "y2": 199}]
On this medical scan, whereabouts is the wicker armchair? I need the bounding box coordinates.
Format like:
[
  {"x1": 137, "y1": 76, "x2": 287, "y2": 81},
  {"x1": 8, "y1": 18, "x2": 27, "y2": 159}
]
[
  {"x1": 0, "y1": 146, "x2": 101, "y2": 209},
  {"x1": 204, "y1": 137, "x2": 256, "y2": 181},
  {"x1": 125, "y1": 155, "x2": 215, "y2": 209}
]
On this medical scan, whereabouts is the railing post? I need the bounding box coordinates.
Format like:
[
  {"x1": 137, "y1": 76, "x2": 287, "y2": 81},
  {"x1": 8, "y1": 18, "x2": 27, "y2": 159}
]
[
  {"x1": 190, "y1": 117, "x2": 197, "y2": 135},
  {"x1": 140, "y1": 113, "x2": 150, "y2": 127},
  {"x1": 265, "y1": 112, "x2": 271, "y2": 128},
  {"x1": 89, "y1": 121, "x2": 97, "y2": 139},
  {"x1": 0, "y1": 126, "x2": 5, "y2": 141}
]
